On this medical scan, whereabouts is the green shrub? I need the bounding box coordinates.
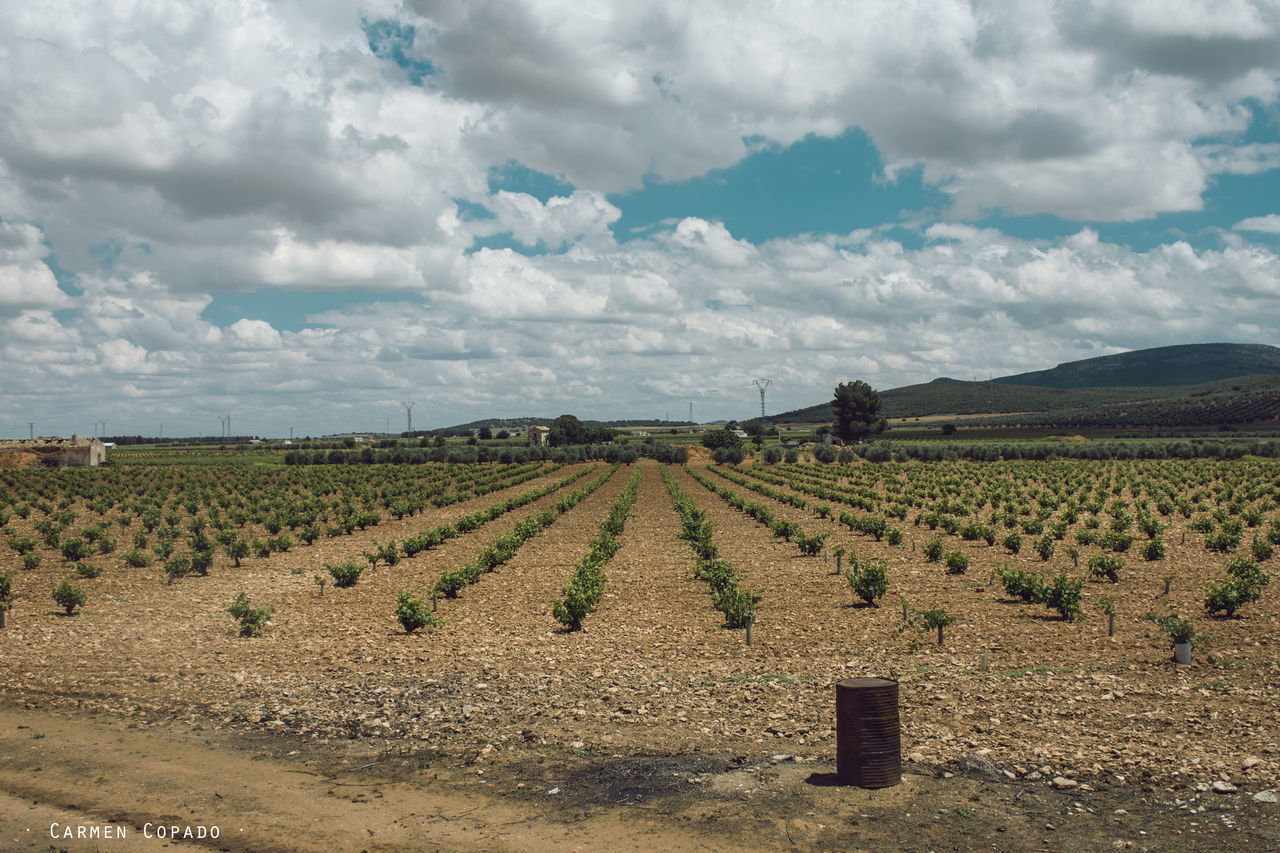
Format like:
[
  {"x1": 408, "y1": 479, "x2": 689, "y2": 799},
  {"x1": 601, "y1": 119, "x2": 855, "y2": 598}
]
[
  {"x1": 795, "y1": 532, "x2": 827, "y2": 557},
  {"x1": 1204, "y1": 578, "x2": 1261, "y2": 617},
  {"x1": 712, "y1": 585, "x2": 761, "y2": 628},
  {"x1": 0, "y1": 571, "x2": 12, "y2": 613},
  {"x1": 227, "y1": 591, "x2": 273, "y2": 636},
  {"x1": 1042, "y1": 573, "x2": 1083, "y2": 621},
  {"x1": 770, "y1": 519, "x2": 801, "y2": 541},
  {"x1": 225, "y1": 538, "x2": 249, "y2": 567},
  {"x1": 326, "y1": 558, "x2": 364, "y2": 587},
  {"x1": 22, "y1": 553, "x2": 41, "y2": 571},
  {"x1": 434, "y1": 570, "x2": 468, "y2": 598},
  {"x1": 395, "y1": 591, "x2": 437, "y2": 633},
  {"x1": 1141, "y1": 537, "x2": 1165, "y2": 561},
  {"x1": 849, "y1": 560, "x2": 889, "y2": 606},
  {"x1": 164, "y1": 553, "x2": 192, "y2": 583},
  {"x1": 923, "y1": 536, "x2": 944, "y2": 562},
  {"x1": 8, "y1": 535, "x2": 36, "y2": 555},
  {"x1": 1205, "y1": 529, "x2": 1241, "y2": 553},
  {"x1": 190, "y1": 550, "x2": 213, "y2": 576},
  {"x1": 1226, "y1": 557, "x2": 1269, "y2": 589},
  {"x1": 918, "y1": 607, "x2": 956, "y2": 643},
  {"x1": 944, "y1": 550, "x2": 969, "y2": 575},
  {"x1": 74, "y1": 562, "x2": 100, "y2": 579},
  {"x1": 123, "y1": 548, "x2": 151, "y2": 568},
  {"x1": 1034, "y1": 534, "x2": 1055, "y2": 561},
  {"x1": 997, "y1": 566, "x2": 1044, "y2": 603},
  {"x1": 1002, "y1": 532, "x2": 1023, "y2": 554},
  {"x1": 1088, "y1": 553, "x2": 1123, "y2": 583},
  {"x1": 59, "y1": 537, "x2": 90, "y2": 562},
  {"x1": 1251, "y1": 536, "x2": 1273, "y2": 562},
  {"x1": 1150, "y1": 612, "x2": 1201, "y2": 647},
  {"x1": 51, "y1": 578, "x2": 86, "y2": 614}
]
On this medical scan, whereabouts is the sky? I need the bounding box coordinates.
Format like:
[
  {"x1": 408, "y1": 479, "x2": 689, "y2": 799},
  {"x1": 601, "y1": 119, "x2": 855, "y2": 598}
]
[{"x1": 2, "y1": 0, "x2": 1279, "y2": 438}]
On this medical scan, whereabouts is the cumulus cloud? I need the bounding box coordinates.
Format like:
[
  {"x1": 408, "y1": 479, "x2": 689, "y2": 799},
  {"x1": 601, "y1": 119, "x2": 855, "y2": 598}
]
[
  {"x1": 1, "y1": 1, "x2": 1279, "y2": 434},
  {"x1": 1234, "y1": 214, "x2": 1280, "y2": 234},
  {"x1": 487, "y1": 190, "x2": 621, "y2": 250},
  {"x1": 0, "y1": 222, "x2": 71, "y2": 313}
]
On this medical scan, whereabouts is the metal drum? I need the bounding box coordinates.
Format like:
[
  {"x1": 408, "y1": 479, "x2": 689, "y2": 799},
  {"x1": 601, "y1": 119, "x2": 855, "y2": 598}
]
[{"x1": 835, "y1": 677, "x2": 901, "y2": 788}]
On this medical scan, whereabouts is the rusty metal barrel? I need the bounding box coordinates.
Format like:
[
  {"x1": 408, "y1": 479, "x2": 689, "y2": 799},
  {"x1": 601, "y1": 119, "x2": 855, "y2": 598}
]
[{"x1": 835, "y1": 677, "x2": 901, "y2": 787}]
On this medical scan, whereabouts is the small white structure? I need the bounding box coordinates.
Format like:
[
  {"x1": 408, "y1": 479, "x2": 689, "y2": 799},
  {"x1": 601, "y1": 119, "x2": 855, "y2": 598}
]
[
  {"x1": 528, "y1": 425, "x2": 551, "y2": 446},
  {"x1": 0, "y1": 436, "x2": 107, "y2": 467}
]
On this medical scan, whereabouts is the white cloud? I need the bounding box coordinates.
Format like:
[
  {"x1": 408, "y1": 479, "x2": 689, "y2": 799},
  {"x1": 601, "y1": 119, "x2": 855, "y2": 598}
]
[
  {"x1": 1, "y1": 2, "x2": 1279, "y2": 434},
  {"x1": 257, "y1": 229, "x2": 424, "y2": 290},
  {"x1": 488, "y1": 191, "x2": 621, "y2": 250},
  {"x1": 227, "y1": 319, "x2": 282, "y2": 350},
  {"x1": 1234, "y1": 214, "x2": 1280, "y2": 234},
  {"x1": 0, "y1": 222, "x2": 71, "y2": 313}
]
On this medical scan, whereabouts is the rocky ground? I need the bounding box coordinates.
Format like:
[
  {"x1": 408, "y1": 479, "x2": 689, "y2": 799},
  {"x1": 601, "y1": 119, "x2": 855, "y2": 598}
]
[{"x1": 1, "y1": 460, "x2": 1278, "y2": 850}]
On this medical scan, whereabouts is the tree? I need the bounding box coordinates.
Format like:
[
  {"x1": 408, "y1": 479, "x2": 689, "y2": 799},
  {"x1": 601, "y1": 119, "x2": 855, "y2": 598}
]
[
  {"x1": 832, "y1": 380, "x2": 886, "y2": 442},
  {"x1": 478, "y1": 427, "x2": 492, "y2": 440},
  {"x1": 702, "y1": 428, "x2": 742, "y2": 450},
  {"x1": 550, "y1": 414, "x2": 590, "y2": 446}
]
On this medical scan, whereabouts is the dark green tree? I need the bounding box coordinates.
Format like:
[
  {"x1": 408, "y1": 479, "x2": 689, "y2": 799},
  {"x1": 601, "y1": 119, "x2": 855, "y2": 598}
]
[
  {"x1": 702, "y1": 428, "x2": 743, "y2": 450},
  {"x1": 832, "y1": 380, "x2": 886, "y2": 442},
  {"x1": 549, "y1": 414, "x2": 590, "y2": 446}
]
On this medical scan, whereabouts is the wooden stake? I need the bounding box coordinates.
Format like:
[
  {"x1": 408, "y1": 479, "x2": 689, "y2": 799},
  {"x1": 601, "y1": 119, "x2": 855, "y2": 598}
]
[
  {"x1": 746, "y1": 615, "x2": 753, "y2": 647},
  {"x1": 1108, "y1": 612, "x2": 1115, "y2": 637},
  {"x1": 979, "y1": 653, "x2": 989, "y2": 672}
]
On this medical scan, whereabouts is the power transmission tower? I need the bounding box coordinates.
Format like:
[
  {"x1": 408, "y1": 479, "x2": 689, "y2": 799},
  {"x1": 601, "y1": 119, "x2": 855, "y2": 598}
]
[
  {"x1": 226, "y1": 414, "x2": 232, "y2": 437},
  {"x1": 689, "y1": 401, "x2": 693, "y2": 424},
  {"x1": 754, "y1": 379, "x2": 771, "y2": 444},
  {"x1": 753, "y1": 379, "x2": 771, "y2": 421},
  {"x1": 402, "y1": 401, "x2": 415, "y2": 434},
  {"x1": 218, "y1": 416, "x2": 227, "y2": 438},
  {"x1": 28, "y1": 423, "x2": 34, "y2": 440}
]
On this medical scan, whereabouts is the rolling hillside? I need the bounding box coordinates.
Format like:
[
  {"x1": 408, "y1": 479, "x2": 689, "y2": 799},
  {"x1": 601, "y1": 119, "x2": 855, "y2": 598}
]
[
  {"x1": 773, "y1": 343, "x2": 1280, "y2": 425},
  {"x1": 990, "y1": 343, "x2": 1280, "y2": 389}
]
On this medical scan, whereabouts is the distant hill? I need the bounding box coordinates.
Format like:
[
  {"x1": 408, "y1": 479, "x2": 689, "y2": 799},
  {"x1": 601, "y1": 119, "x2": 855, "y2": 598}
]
[
  {"x1": 772, "y1": 343, "x2": 1280, "y2": 425},
  {"x1": 989, "y1": 343, "x2": 1280, "y2": 389},
  {"x1": 436, "y1": 416, "x2": 693, "y2": 434}
]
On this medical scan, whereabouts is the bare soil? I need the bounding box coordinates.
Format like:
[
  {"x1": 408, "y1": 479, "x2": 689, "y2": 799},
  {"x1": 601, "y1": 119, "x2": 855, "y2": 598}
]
[{"x1": 2, "y1": 460, "x2": 1278, "y2": 851}]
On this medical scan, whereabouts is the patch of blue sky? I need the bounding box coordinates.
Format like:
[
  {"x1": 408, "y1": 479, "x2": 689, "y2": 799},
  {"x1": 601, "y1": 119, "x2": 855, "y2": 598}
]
[
  {"x1": 607, "y1": 129, "x2": 949, "y2": 245},
  {"x1": 364, "y1": 18, "x2": 434, "y2": 86},
  {"x1": 42, "y1": 248, "x2": 82, "y2": 296},
  {"x1": 486, "y1": 161, "x2": 576, "y2": 203},
  {"x1": 466, "y1": 232, "x2": 553, "y2": 256},
  {"x1": 452, "y1": 198, "x2": 494, "y2": 222},
  {"x1": 465, "y1": 233, "x2": 555, "y2": 256},
  {"x1": 202, "y1": 290, "x2": 419, "y2": 332}
]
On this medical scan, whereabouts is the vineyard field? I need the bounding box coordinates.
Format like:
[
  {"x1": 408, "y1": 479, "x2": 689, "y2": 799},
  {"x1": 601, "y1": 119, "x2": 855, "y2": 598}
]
[{"x1": 1, "y1": 456, "x2": 1278, "y2": 850}]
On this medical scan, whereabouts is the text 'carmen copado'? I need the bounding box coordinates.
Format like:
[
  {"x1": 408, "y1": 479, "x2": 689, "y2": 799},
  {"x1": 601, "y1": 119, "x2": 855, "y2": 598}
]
[{"x1": 49, "y1": 822, "x2": 221, "y2": 840}]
